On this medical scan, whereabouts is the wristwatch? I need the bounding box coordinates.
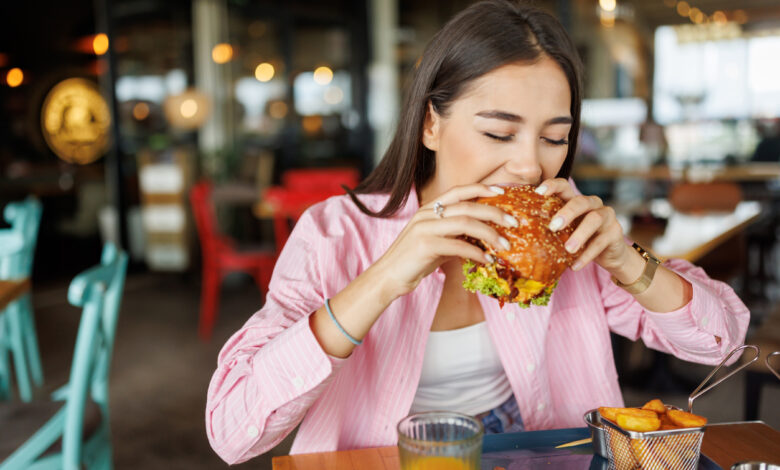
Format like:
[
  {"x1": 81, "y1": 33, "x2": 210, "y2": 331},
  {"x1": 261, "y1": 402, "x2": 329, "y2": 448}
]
[{"x1": 612, "y1": 242, "x2": 661, "y2": 295}]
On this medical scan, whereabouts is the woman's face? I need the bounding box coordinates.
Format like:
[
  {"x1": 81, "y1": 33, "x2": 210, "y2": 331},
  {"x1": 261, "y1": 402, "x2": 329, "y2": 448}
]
[{"x1": 422, "y1": 56, "x2": 572, "y2": 198}]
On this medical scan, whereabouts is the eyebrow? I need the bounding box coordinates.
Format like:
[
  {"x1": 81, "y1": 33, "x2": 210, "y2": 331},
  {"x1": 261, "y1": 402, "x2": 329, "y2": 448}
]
[{"x1": 475, "y1": 110, "x2": 572, "y2": 126}]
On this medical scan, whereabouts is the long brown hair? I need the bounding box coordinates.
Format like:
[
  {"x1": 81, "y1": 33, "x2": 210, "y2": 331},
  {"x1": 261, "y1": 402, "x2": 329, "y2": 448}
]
[{"x1": 347, "y1": 0, "x2": 583, "y2": 217}]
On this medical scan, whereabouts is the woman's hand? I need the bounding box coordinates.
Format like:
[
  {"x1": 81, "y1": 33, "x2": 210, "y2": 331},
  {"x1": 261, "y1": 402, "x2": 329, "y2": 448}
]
[
  {"x1": 535, "y1": 178, "x2": 630, "y2": 273},
  {"x1": 374, "y1": 184, "x2": 519, "y2": 299}
]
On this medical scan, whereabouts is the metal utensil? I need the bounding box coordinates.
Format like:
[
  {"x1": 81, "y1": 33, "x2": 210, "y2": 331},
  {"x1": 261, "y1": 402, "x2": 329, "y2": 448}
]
[
  {"x1": 731, "y1": 462, "x2": 780, "y2": 470},
  {"x1": 688, "y1": 344, "x2": 760, "y2": 412},
  {"x1": 766, "y1": 351, "x2": 780, "y2": 381}
]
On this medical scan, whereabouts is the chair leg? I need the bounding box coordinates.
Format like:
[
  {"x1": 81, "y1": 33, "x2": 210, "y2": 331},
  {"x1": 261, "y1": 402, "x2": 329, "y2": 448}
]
[
  {"x1": 198, "y1": 267, "x2": 221, "y2": 341},
  {"x1": 0, "y1": 316, "x2": 11, "y2": 400},
  {"x1": 20, "y1": 293, "x2": 44, "y2": 387},
  {"x1": 6, "y1": 301, "x2": 33, "y2": 401}
]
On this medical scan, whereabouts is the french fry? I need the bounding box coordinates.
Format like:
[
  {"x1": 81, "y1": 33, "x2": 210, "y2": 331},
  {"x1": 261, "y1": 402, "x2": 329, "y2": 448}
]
[
  {"x1": 598, "y1": 406, "x2": 621, "y2": 422},
  {"x1": 630, "y1": 438, "x2": 667, "y2": 468},
  {"x1": 667, "y1": 409, "x2": 707, "y2": 428},
  {"x1": 641, "y1": 399, "x2": 667, "y2": 415},
  {"x1": 617, "y1": 413, "x2": 661, "y2": 432}
]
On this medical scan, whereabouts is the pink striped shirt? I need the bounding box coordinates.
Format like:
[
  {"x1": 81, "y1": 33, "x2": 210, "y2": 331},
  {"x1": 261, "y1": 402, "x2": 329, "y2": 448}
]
[{"x1": 205, "y1": 189, "x2": 750, "y2": 465}]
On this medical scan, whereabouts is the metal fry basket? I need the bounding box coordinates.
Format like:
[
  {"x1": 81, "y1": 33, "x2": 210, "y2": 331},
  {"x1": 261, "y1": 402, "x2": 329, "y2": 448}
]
[
  {"x1": 766, "y1": 351, "x2": 780, "y2": 381},
  {"x1": 600, "y1": 345, "x2": 760, "y2": 470}
]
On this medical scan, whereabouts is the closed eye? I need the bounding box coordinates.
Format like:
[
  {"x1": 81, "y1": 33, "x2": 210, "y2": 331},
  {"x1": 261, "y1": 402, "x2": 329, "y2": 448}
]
[
  {"x1": 542, "y1": 137, "x2": 569, "y2": 146},
  {"x1": 483, "y1": 132, "x2": 513, "y2": 142}
]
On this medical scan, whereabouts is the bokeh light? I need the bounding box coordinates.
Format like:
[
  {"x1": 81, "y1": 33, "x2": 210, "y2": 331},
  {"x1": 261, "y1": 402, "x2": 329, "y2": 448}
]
[
  {"x1": 712, "y1": 11, "x2": 728, "y2": 25},
  {"x1": 302, "y1": 115, "x2": 323, "y2": 134},
  {"x1": 180, "y1": 99, "x2": 198, "y2": 118},
  {"x1": 676, "y1": 1, "x2": 690, "y2": 17},
  {"x1": 254, "y1": 62, "x2": 275, "y2": 82},
  {"x1": 268, "y1": 100, "x2": 288, "y2": 119},
  {"x1": 313, "y1": 66, "x2": 333, "y2": 85},
  {"x1": 6, "y1": 68, "x2": 23, "y2": 87},
  {"x1": 93, "y1": 33, "x2": 109, "y2": 55},
  {"x1": 599, "y1": 0, "x2": 616, "y2": 13},
  {"x1": 324, "y1": 86, "x2": 344, "y2": 104},
  {"x1": 211, "y1": 43, "x2": 233, "y2": 64},
  {"x1": 133, "y1": 102, "x2": 150, "y2": 120}
]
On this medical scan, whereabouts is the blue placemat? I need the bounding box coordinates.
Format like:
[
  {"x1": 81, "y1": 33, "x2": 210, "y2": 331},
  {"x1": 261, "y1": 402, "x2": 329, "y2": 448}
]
[{"x1": 481, "y1": 427, "x2": 722, "y2": 469}]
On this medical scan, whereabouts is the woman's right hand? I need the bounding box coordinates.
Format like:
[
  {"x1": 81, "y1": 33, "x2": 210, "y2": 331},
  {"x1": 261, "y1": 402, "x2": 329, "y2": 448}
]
[{"x1": 373, "y1": 184, "x2": 520, "y2": 299}]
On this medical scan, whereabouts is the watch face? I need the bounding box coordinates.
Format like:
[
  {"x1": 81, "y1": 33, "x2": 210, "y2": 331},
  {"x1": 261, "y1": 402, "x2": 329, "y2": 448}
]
[{"x1": 41, "y1": 78, "x2": 111, "y2": 164}]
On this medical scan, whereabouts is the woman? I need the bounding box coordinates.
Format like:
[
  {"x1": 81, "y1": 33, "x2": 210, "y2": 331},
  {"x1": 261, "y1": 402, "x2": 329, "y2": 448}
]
[{"x1": 206, "y1": 0, "x2": 749, "y2": 464}]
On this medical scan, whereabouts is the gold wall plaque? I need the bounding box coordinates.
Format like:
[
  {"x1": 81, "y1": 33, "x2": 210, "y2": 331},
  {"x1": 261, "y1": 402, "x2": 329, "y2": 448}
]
[{"x1": 41, "y1": 78, "x2": 111, "y2": 164}]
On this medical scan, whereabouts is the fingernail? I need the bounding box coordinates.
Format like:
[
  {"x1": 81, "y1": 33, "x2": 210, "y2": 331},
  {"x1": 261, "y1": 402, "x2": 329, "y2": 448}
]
[
  {"x1": 549, "y1": 216, "x2": 564, "y2": 231},
  {"x1": 498, "y1": 237, "x2": 511, "y2": 251},
  {"x1": 565, "y1": 239, "x2": 579, "y2": 253},
  {"x1": 489, "y1": 185, "x2": 504, "y2": 194},
  {"x1": 504, "y1": 214, "x2": 519, "y2": 227},
  {"x1": 485, "y1": 253, "x2": 495, "y2": 263},
  {"x1": 535, "y1": 185, "x2": 548, "y2": 195},
  {"x1": 572, "y1": 261, "x2": 583, "y2": 271}
]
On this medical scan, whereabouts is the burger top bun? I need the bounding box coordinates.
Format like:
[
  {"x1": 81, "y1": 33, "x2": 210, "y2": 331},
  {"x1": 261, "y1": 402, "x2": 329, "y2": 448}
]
[{"x1": 475, "y1": 184, "x2": 579, "y2": 284}]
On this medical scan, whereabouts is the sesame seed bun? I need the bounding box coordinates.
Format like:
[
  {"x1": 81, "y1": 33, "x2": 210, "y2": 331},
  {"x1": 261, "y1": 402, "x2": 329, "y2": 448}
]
[{"x1": 461, "y1": 184, "x2": 580, "y2": 307}]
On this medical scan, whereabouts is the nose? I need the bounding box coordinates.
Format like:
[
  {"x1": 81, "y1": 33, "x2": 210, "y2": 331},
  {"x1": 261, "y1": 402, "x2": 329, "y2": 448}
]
[{"x1": 503, "y1": 142, "x2": 542, "y2": 184}]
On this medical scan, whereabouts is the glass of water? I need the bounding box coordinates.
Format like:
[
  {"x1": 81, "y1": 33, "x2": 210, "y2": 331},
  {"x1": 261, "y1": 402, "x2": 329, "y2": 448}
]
[{"x1": 397, "y1": 411, "x2": 483, "y2": 470}]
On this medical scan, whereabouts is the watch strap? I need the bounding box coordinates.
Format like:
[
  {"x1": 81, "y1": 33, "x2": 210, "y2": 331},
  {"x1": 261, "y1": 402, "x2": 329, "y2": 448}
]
[{"x1": 612, "y1": 243, "x2": 661, "y2": 295}]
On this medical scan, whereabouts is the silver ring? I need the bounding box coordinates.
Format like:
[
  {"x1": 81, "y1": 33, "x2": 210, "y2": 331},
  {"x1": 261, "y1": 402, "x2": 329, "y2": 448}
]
[{"x1": 433, "y1": 201, "x2": 445, "y2": 218}]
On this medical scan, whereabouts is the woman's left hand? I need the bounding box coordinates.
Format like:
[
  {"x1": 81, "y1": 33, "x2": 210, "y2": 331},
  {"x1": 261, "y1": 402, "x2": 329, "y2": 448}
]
[{"x1": 535, "y1": 178, "x2": 629, "y2": 272}]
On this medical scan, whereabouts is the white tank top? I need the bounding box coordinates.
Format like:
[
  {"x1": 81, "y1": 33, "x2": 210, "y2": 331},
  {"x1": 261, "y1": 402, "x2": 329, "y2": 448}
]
[{"x1": 410, "y1": 321, "x2": 513, "y2": 416}]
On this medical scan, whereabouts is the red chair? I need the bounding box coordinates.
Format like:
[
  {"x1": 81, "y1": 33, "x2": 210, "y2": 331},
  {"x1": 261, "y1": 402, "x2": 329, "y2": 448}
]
[
  {"x1": 190, "y1": 181, "x2": 276, "y2": 340},
  {"x1": 264, "y1": 168, "x2": 360, "y2": 251},
  {"x1": 281, "y1": 167, "x2": 360, "y2": 191}
]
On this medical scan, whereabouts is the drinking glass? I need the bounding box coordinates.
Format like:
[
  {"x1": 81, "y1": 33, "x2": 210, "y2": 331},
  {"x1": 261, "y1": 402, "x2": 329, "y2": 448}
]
[{"x1": 397, "y1": 411, "x2": 483, "y2": 470}]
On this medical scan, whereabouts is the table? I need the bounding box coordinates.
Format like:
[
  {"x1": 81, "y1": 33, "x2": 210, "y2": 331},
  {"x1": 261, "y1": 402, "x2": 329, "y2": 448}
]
[
  {"x1": 573, "y1": 163, "x2": 780, "y2": 183},
  {"x1": 272, "y1": 422, "x2": 780, "y2": 470},
  {"x1": 0, "y1": 279, "x2": 30, "y2": 312},
  {"x1": 629, "y1": 201, "x2": 762, "y2": 263}
]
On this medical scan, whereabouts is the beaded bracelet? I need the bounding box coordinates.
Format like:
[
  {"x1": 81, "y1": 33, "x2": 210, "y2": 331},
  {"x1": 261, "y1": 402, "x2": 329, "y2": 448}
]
[{"x1": 325, "y1": 298, "x2": 362, "y2": 346}]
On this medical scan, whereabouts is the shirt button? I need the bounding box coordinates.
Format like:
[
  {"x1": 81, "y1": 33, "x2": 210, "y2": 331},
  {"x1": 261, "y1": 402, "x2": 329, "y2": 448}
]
[
  {"x1": 292, "y1": 376, "x2": 304, "y2": 390},
  {"x1": 506, "y1": 311, "x2": 515, "y2": 321},
  {"x1": 526, "y1": 363, "x2": 536, "y2": 372},
  {"x1": 700, "y1": 317, "x2": 709, "y2": 327},
  {"x1": 247, "y1": 425, "x2": 259, "y2": 438},
  {"x1": 537, "y1": 402, "x2": 546, "y2": 411}
]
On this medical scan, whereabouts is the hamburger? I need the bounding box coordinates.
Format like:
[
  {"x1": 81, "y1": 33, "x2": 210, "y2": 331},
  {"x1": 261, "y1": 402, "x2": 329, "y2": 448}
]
[{"x1": 461, "y1": 184, "x2": 580, "y2": 307}]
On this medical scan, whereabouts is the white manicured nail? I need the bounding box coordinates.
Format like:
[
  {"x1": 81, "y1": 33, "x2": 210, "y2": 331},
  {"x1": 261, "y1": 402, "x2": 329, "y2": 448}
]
[
  {"x1": 484, "y1": 253, "x2": 495, "y2": 263},
  {"x1": 489, "y1": 185, "x2": 504, "y2": 194},
  {"x1": 498, "y1": 237, "x2": 511, "y2": 251},
  {"x1": 549, "y1": 216, "x2": 564, "y2": 231},
  {"x1": 535, "y1": 185, "x2": 548, "y2": 195},
  {"x1": 504, "y1": 215, "x2": 519, "y2": 227}
]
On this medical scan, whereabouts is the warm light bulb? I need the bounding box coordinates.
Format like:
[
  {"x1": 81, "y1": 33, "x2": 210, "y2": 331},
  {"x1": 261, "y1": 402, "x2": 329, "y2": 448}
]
[
  {"x1": 712, "y1": 11, "x2": 727, "y2": 25},
  {"x1": 93, "y1": 33, "x2": 109, "y2": 55},
  {"x1": 211, "y1": 43, "x2": 233, "y2": 64},
  {"x1": 599, "y1": 0, "x2": 616, "y2": 13},
  {"x1": 133, "y1": 102, "x2": 150, "y2": 120},
  {"x1": 180, "y1": 99, "x2": 198, "y2": 118},
  {"x1": 255, "y1": 62, "x2": 275, "y2": 82},
  {"x1": 6, "y1": 68, "x2": 23, "y2": 87},
  {"x1": 676, "y1": 1, "x2": 690, "y2": 17},
  {"x1": 313, "y1": 66, "x2": 333, "y2": 85}
]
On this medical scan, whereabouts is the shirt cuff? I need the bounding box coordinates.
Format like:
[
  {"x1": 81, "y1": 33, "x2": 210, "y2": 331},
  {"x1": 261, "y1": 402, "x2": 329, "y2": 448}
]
[{"x1": 644, "y1": 267, "x2": 725, "y2": 354}]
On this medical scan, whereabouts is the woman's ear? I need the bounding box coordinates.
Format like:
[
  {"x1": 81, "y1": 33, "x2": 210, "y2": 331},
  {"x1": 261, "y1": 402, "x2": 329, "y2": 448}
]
[{"x1": 421, "y1": 101, "x2": 441, "y2": 152}]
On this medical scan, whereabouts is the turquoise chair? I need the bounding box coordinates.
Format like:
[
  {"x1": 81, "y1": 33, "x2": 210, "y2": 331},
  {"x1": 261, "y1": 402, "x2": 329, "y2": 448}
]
[
  {"x1": 0, "y1": 197, "x2": 44, "y2": 401},
  {"x1": 0, "y1": 243, "x2": 128, "y2": 470}
]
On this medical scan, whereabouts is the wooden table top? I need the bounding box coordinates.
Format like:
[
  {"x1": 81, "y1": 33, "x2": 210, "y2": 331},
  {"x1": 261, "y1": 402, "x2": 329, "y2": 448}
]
[
  {"x1": 573, "y1": 162, "x2": 780, "y2": 182},
  {"x1": 629, "y1": 201, "x2": 762, "y2": 263},
  {"x1": 0, "y1": 278, "x2": 30, "y2": 311},
  {"x1": 273, "y1": 422, "x2": 780, "y2": 470}
]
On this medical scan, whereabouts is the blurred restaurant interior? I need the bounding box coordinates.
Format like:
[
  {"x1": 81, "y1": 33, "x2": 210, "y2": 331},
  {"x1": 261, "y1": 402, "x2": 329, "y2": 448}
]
[{"x1": 1, "y1": 0, "x2": 780, "y2": 468}]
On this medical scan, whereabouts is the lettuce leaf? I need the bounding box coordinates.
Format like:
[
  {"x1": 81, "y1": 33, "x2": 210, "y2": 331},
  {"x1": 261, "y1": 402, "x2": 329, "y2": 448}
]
[
  {"x1": 461, "y1": 260, "x2": 559, "y2": 307},
  {"x1": 461, "y1": 260, "x2": 507, "y2": 298}
]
